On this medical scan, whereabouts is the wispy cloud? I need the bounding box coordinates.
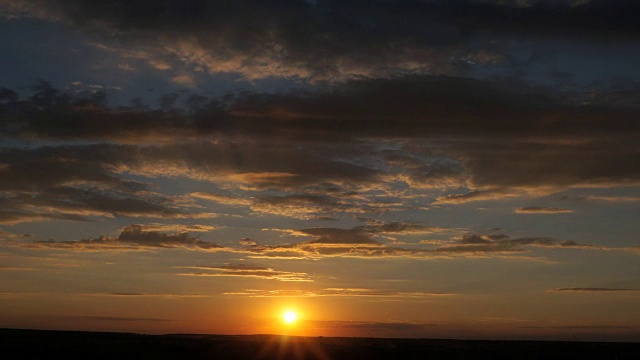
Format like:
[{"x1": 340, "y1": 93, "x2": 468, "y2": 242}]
[
  {"x1": 175, "y1": 264, "x2": 313, "y2": 282},
  {"x1": 191, "y1": 192, "x2": 252, "y2": 206},
  {"x1": 561, "y1": 195, "x2": 640, "y2": 203},
  {"x1": 515, "y1": 207, "x2": 574, "y2": 214},
  {"x1": 244, "y1": 228, "x2": 606, "y2": 260},
  {"x1": 223, "y1": 287, "x2": 450, "y2": 299},
  {"x1": 83, "y1": 292, "x2": 210, "y2": 298},
  {"x1": 0, "y1": 266, "x2": 37, "y2": 271},
  {"x1": 549, "y1": 287, "x2": 640, "y2": 292},
  {"x1": 434, "y1": 189, "x2": 523, "y2": 204},
  {"x1": 124, "y1": 223, "x2": 218, "y2": 233}
]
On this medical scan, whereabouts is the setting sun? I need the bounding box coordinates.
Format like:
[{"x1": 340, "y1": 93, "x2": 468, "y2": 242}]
[{"x1": 282, "y1": 311, "x2": 298, "y2": 324}]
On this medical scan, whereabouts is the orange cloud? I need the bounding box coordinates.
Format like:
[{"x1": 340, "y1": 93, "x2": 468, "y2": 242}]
[
  {"x1": 223, "y1": 287, "x2": 450, "y2": 298},
  {"x1": 515, "y1": 207, "x2": 574, "y2": 214},
  {"x1": 175, "y1": 264, "x2": 313, "y2": 282}
]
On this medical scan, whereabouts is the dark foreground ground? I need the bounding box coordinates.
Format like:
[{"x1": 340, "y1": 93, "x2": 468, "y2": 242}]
[{"x1": 1, "y1": 328, "x2": 638, "y2": 359}]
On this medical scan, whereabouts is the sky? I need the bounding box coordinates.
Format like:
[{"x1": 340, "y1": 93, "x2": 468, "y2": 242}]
[{"x1": 0, "y1": 0, "x2": 639, "y2": 341}]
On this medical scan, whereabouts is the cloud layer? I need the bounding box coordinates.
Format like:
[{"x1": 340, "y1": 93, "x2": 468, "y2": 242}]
[{"x1": 3, "y1": 1, "x2": 638, "y2": 81}]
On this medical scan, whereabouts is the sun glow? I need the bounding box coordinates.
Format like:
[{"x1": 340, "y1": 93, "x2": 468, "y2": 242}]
[{"x1": 282, "y1": 310, "x2": 298, "y2": 324}]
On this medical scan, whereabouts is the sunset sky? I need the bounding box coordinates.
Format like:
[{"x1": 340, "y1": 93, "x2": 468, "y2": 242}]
[{"x1": 1, "y1": 0, "x2": 639, "y2": 341}]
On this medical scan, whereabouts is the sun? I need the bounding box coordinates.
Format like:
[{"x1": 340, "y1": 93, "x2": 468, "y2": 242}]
[{"x1": 282, "y1": 310, "x2": 298, "y2": 324}]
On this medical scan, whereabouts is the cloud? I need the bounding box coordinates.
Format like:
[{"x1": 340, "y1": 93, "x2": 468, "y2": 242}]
[
  {"x1": 7, "y1": 222, "x2": 635, "y2": 260},
  {"x1": 434, "y1": 234, "x2": 594, "y2": 254},
  {"x1": 361, "y1": 221, "x2": 450, "y2": 235},
  {"x1": 435, "y1": 189, "x2": 524, "y2": 204},
  {"x1": 0, "y1": 266, "x2": 37, "y2": 271},
  {"x1": 0, "y1": 208, "x2": 88, "y2": 225},
  {"x1": 515, "y1": 207, "x2": 574, "y2": 214},
  {"x1": 0, "y1": 145, "x2": 219, "y2": 223},
  {"x1": 10, "y1": 75, "x2": 635, "y2": 142},
  {"x1": 175, "y1": 264, "x2": 313, "y2": 282},
  {"x1": 0, "y1": 142, "x2": 383, "y2": 224},
  {"x1": 450, "y1": 139, "x2": 640, "y2": 190},
  {"x1": 114, "y1": 143, "x2": 381, "y2": 191},
  {"x1": 549, "y1": 287, "x2": 640, "y2": 292},
  {"x1": 250, "y1": 194, "x2": 362, "y2": 219},
  {"x1": 223, "y1": 287, "x2": 449, "y2": 298},
  {"x1": 2, "y1": 76, "x2": 638, "y2": 199},
  {"x1": 297, "y1": 227, "x2": 379, "y2": 246},
  {"x1": 171, "y1": 73, "x2": 196, "y2": 87},
  {"x1": 2, "y1": 74, "x2": 637, "y2": 200},
  {"x1": 191, "y1": 192, "x2": 252, "y2": 206},
  {"x1": 281, "y1": 222, "x2": 450, "y2": 245},
  {"x1": 193, "y1": 191, "x2": 419, "y2": 220},
  {"x1": 127, "y1": 223, "x2": 217, "y2": 232},
  {"x1": 245, "y1": 227, "x2": 604, "y2": 260},
  {"x1": 4, "y1": 1, "x2": 638, "y2": 81},
  {"x1": 83, "y1": 292, "x2": 209, "y2": 298},
  {"x1": 239, "y1": 238, "x2": 258, "y2": 247},
  {"x1": 561, "y1": 195, "x2": 640, "y2": 203},
  {"x1": 23, "y1": 224, "x2": 223, "y2": 252}
]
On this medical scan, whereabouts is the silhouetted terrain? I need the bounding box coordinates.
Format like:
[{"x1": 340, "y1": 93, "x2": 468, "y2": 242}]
[{"x1": 1, "y1": 328, "x2": 638, "y2": 359}]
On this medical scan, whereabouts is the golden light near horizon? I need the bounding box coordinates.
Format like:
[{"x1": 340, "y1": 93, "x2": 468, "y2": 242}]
[{"x1": 282, "y1": 310, "x2": 298, "y2": 325}]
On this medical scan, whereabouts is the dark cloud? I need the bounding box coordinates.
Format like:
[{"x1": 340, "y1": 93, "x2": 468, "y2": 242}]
[
  {"x1": 229, "y1": 75, "x2": 638, "y2": 140},
  {"x1": 123, "y1": 142, "x2": 380, "y2": 190},
  {"x1": 0, "y1": 144, "x2": 214, "y2": 223},
  {"x1": 434, "y1": 234, "x2": 594, "y2": 253},
  {"x1": 0, "y1": 81, "x2": 228, "y2": 143},
  {"x1": 24, "y1": 224, "x2": 222, "y2": 251},
  {"x1": 0, "y1": 142, "x2": 380, "y2": 223},
  {"x1": 451, "y1": 139, "x2": 640, "y2": 190},
  {"x1": 116, "y1": 224, "x2": 221, "y2": 249},
  {"x1": 4, "y1": 1, "x2": 638, "y2": 80},
  {"x1": 5, "y1": 75, "x2": 636, "y2": 196},
  {"x1": 0, "y1": 145, "x2": 138, "y2": 192},
  {"x1": 0, "y1": 76, "x2": 565, "y2": 141}
]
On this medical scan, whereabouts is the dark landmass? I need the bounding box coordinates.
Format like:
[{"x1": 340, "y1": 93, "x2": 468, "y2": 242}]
[{"x1": 1, "y1": 328, "x2": 638, "y2": 359}]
